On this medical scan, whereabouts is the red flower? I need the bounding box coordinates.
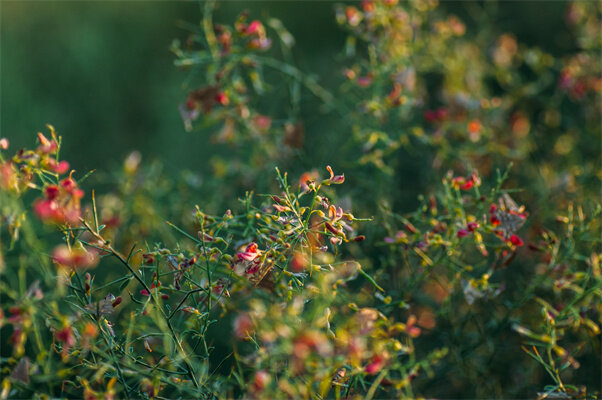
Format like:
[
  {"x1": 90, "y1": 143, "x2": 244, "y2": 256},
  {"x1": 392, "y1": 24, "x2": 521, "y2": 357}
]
[
  {"x1": 215, "y1": 92, "x2": 229, "y2": 106},
  {"x1": 236, "y1": 242, "x2": 261, "y2": 262},
  {"x1": 252, "y1": 371, "x2": 271, "y2": 392},
  {"x1": 509, "y1": 234, "x2": 524, "y2": 247},
  {"x1": 424, "y1": 107, "x2": 447, "y2": 123},
  {"x1": 365, "y1": 353, "x2": 389, "y2": 375},
  {"x1": 45, "y1": 185, "x2": 60, "y2": 200},
  {"x1": 466, "y1": 222, "x2": 479, "y2": 231},
  {"x1": 460, "y1": 180, "x2": 474, "y2": 190},
  {"x1": 457, "y1": 229, "x2": 470, "y2": 238},
  {"x1": 47, "y1": 159, "x2": 70, "y2": 174},
  {"x1": 56, "y1": 326, "x2": 75, "y2": 346}
]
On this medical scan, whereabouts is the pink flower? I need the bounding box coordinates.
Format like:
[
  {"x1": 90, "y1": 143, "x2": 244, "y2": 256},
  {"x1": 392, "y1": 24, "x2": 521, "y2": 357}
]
[
  {"x1": 37, "y1": 132, "x2": 57, "y2": 153},
  {"x1": 233, "y1": 313, "x2": 254, "y2": 339},
  {"x1": 457, "y1": 229, "x2": 470, "y2": 238},
  {"x1": 47, "y1": 159, "x2": 70, "y2": 174},
  {"x1": 56, "y1": 326, "x2": 75, "y2": 346},
  {"x1": 245, "y1": 20, "x2": 264, "y2": 36},
  {"x1": 365, "y1": 353, "x2": 388, "y2": 375},
  {"x1": 253, "y1": 115, "x2": 272, "y2": 132},
  {"x1": 406, "y1": 315, "x2": 421, "y2": 338},
  {"x1": 466, "y1": 222, "x2": 479, "y2": 232},
  {"x1": 326, "y1": 165, "x2": 345, "y2": 184},
  {"x1": 34, "y1": 199, "x2": 64, "y2": 223},
  {"x1": 357, "y1": 75, "x2": 373, "y2": 87},
  {"x1": 52, "y1": 245, "x2": 99, "y2": 269}
]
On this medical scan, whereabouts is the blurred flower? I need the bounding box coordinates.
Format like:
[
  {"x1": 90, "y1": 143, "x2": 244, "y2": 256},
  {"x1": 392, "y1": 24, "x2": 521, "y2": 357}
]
[
  {"x1": 234, "y1": 313, "x2": 254, "y2": 339},
  {"x1": 52, "y1": 245, "x2": 99, "y2": 269},
  {"x1": 365, "y1": 352, "x2": 389, "y2": 375}
]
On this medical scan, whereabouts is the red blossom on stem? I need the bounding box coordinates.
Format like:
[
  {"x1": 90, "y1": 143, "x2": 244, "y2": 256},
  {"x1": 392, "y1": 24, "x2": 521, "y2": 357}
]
[
  {"x1": 325, "y1": 165, "x2": 345, "y2": 184},
  {"x1": 457, "y1": 229, "x2": 470, "y2": 238},
  {"x1": 236, "y1": 242, "x2": 261, "y2": 262},
  {"x1": 52, "y1": 245, "x2": 99, "y2": 269},
  {"x1": 508, "y1": 234, "x2": 524, "y2": 247}
]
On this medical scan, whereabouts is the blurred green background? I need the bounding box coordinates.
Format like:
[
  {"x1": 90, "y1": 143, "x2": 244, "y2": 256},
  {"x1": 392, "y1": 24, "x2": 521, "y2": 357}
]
[{"x1": 1, "y1": 0, "x2": 574, "y2": 178}]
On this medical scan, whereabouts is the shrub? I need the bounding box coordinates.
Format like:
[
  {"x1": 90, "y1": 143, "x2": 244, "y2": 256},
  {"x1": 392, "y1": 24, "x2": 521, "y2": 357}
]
[{"x1": 1, "y1": 1, "x2": 600, "y2": 399}]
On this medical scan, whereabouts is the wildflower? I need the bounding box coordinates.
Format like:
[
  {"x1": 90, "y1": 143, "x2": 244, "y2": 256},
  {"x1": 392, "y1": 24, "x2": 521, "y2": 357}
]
[
  {"x1": 215, "y1": 91, "x2": 229, "y2": 106},
  {"x1": 52, "y1": 245, "x2": 99, "y2": 269},
  {"x1": 233, "y1": 313, "x2": 254, "y2": 339},
  {"x1": 83, "y1": 322, "x2": 98, "y2": 339},
  {"x1": 508, "y1": 234, "x2": 524, "y2": 247},
  {"x1": 251, "y1": 370, "x2": 271, "y2": 393},
  {"x1": 345, "y1": 6, "x2": 363, "y2": 27},
  {"x1": 245, "y1": 20, "x2": 264, "y2": 36},
  {"x1": 355, "y1": 308, "x2": 379, "y2": 334},
  {"x1": 140, "y1": 282, "x2": 160, "y2": 297},
  {"x1": 468, "y1": 120, "x2": 481, "y2": 134},
  {"x1": 236, "y1": 242, "x2": 261, "y2": 262},
  {"x1": 0, "y1": 162, "x2": 17, "y2": 191},
  {"x1": 405, "y1": 315, "x2": 421, "y2": 337},
  {"x1": 292, "y1": 331, "x2": 332, "y2": 360},
  {"x1": 457, "y1": 229, "x2": 470, "y2": 238},
  {"x1": 466, "y1": 222, "x2": 479, "y2": 231},
  {"x1": 46, "y1": 159, "x2": 70, "y2": 174},
  {"x1": 356, "y1": 75, "x2": 373, "y2": 87},
  {"x1": 424, "y1": 107, "x2": 447, "y2": 123},
  {"x1": 0, "y1": 138, "x2": 8, "y2": 149},
  {"x1": 365, "y1": 352, "x2": 389, "y2": 375},
  {"x1": 489, "y1": 204, "x2": 501, "y2": 226},
  {"x1": 328, "y1": 205, "x2": 344, "y2": 222},
  {"x1": 290, "y1": 252, "x2": 308, "y2": 273},
  {"x1": 451, "y1": 172, "x2": 479, "y2": 191},
  {"x1": 143, "y1": 253, "x2": 155, "y2": 264},
  {"x1": 325, "y1": 165, "x2": 345, "y2": 185},
  {"x1": 361, "y1": 0, "x2": 374, "y2": 13},
  {"x1": 111, "y1": 296, "x2": 122, "y2": 308},
  {"x1": 460, "y1": 180, "x2": 474, "y2": 190},
  {"x1": 325, "y1": 222, "x2": 340, "y2": 235},
  {"x1": 56, "y1": 325, "x2": 75, "y2": 359},
  {"x1": 273, "y1": 204, "x2": 291, "y2": 213},
  {"x1": 34, "y1": 176, "x2": 84, "y2": 225},
  {"x1": 37, "y1": 132, "x2": 57, "y2": 153},
  {"x1": 299, "y1": 170, "x2": 319, "y2": 192},
  {"x1": 253, "y1": 115, "x2": 272, "y2": 132}
]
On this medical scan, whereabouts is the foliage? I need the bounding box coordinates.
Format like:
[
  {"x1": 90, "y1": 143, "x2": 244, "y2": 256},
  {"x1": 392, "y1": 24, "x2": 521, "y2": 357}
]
[{"x1": 1, "y1": 1, "x2": 600, "y2": 399}]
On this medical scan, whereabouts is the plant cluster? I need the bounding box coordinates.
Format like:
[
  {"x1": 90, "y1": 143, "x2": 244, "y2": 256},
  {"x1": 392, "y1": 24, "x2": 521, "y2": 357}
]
[{"x1": 1, "y1": 1, "x2": 600, "y2": 399}]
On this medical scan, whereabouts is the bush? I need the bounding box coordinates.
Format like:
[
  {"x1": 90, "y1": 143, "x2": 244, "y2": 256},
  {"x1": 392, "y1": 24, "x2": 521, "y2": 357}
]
[{"x1": 1, "y1": 1, "x2": 600, "y2": 399}]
